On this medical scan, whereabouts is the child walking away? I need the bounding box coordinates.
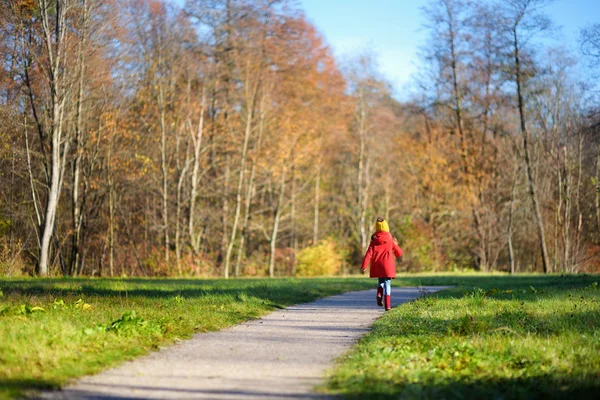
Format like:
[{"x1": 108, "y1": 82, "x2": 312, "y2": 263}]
[{"x1": 360, "y1": 217, "x2": 403, "y2": 311}]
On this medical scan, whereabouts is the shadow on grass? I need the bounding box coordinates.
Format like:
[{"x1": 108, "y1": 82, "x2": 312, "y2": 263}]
[
  {"x1": 0, "y1": 278, "x2": 376, "y2": 306},
  {"x1": 338, "y1": 375, "x2": 599, "y2": 400},
  {"x1": 51, "y1": 381, "x2": 332, "y2": 399},
  {"x1": 380, "y1": 308, "x2": 600, "y2": 337},
  {"x1": 1, "y1": 274, "x2": 597, "y2": 300},
  {"x1": 398, "y1": 273, "x2": 598, "y2": 290},
  {"x1": 0, "y1": 378, "x2": 58, "y2": 398},
  {"x1": 404, "y1": 274, "x2": 599, "y2": 305}
]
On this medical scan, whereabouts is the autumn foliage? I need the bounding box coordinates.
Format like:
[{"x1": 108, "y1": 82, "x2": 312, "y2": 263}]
[{"x1": 0, "y1": 0, "x2": 599, "y2": 277}]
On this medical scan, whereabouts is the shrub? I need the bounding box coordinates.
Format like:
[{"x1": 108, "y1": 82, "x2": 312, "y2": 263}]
[
  {"x1": 295, "y1": 238, "x2": 343, "y2": 277},
  {"x1": 395, "y1": 217, "x2": 439, "y2": 272}
]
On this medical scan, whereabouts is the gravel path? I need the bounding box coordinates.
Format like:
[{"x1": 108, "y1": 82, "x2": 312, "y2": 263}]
[{"x1": 40, "y1": 286, "x2": 448, "y2": 400}]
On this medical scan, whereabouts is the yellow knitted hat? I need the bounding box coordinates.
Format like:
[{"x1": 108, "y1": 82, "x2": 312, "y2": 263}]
[{"x1": 375, "y1": 217, "x2": 389, "y2": 232}]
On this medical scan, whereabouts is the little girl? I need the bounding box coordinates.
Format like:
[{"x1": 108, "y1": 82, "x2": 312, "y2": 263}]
[{"x1": 360, "y1": 217, "x2": 403, "y2": 311}]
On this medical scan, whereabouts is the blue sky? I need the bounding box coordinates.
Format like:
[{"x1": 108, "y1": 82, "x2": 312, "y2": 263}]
[
  {"x1": 299, "y1": 0, "x2": 424, "y2": 97},
  {"x1": 299, "y1": 0, "x2": 600, "y2": 98},
  {"x1": 173, "y1": 0, "x2": 599, "y2": 97}
]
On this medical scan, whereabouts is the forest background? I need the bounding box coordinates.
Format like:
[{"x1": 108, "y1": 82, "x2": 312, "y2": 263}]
[{"x1": 1, "y1": 0, "x2": 600, "y2": 278}]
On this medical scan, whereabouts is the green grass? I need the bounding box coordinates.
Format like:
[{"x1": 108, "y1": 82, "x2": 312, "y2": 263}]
[
  {"x1": 0, "y1": 277, "x2": 373, "y2": 399},
  {"x1": 327, "y1": 274, "x2": 600, "y2": 399}
]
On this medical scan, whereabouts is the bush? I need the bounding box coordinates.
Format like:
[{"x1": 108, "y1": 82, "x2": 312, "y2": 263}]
[
  {"x1": 295, "y1": 238, "x2": 343, "y2": 277},
  {"x1": 395, "y1": 217, "x2": 439, "y2": 272}
]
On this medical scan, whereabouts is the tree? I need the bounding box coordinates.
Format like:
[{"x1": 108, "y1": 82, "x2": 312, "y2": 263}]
[
  {"x1": 22, "y1": 0, "x2": 79, "y2": 275},
  {"x1": 501, "y1": 0, "x2": 553, "y2": 273},
  {"x1": 581, "y1": 23, "x2": 600, "y2": 69},
  {"x1": 344, "y1": 52, "x2": 390, "y2": 251}
]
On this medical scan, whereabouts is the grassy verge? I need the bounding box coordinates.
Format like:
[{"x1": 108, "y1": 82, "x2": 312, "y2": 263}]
[
  {"x1": 327, "y1": 274, "x2": 600, "y2": 399},
  {"x1": 0, "y1": 277, "x2": 373, "y2": 399}
]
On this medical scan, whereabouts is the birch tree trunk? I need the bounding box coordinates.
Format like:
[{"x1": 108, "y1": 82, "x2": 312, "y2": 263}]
[
  {"x1": 38, "y1": 0, "x2": 71, "y2": 276},
  {"x1": 188, "y1": 90, "x2": 205, "y2": 254},
  {"x1": 508, "y1": 161, "x2": 520, "y2": 274},
  {"x1": 175, "y1": 136, "x2": 190, "y2": 276},
  {"x1": 224, "y1": 80, "x2": 259, "y2": 278},
  {"x1": 269, "y1": 167, "x2": 286, "y2": 278}
]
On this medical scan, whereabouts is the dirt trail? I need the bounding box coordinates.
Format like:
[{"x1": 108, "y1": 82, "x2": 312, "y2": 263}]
[{"x1": 40, "y1": 286, "x2": 448, "y2": 400}]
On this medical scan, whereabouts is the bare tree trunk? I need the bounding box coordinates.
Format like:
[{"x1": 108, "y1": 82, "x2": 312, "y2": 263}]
[
  {"x1": 478, "y1": 34, "x2": 496, "y2": 272},
  {"x1": 507, "y1": 164, "x2": 519, "y2": 274},
  {"x1": 158, "y1": 85, "x2": 170, "y2": 266},
  {"x1": 108, "y1": 168, "x2": 115, "y2": 277},
  {"x1": 224, "y1": 84, "x2": 258, "y2": 278},
  {"x1": 572, "y1": 132, "x2": 584, "y2": 271},
  {"x1": 221, "y1": 155, "x2": 230, "y2": 273},
  {"x1": 10, "y1": 138, "x2": 15, "y2": 249},
  {"x1": 269, "y1": 167, "x2": 286, "y2": 278},
  {"x1": 175, "y1": 142, "x2": 190, "y2": 276},
  {"x1": 594, "y1": 146, "x2": 600, "y2": 242},
  {"x1": 105, "y1": 131, "x2": 115, "y2": 277},
  {"x1": 24, "y1": 115, "x2": 42, "y2": 245},
  {"x1": 188, "y1": 90, "x2": 205, "y2": 254},
  {"x1": 234, "y1": 173, "x2": 254, "y2": 277},
  {"x1": 361, "y1": 157, "x2": 371, "y2": 250},
  {"x1": 70, "y1": 0, "x2": 89, "y2": 275},
  {"x1": 290, "y1": 151, "x2": 297, "y2": 275},
  {"x1": 444, "y1": 0, "x2": 487, "y2": 270},
  {"x1": 446, "y1": 1, "x2": 468, "y2": 174},
  {"x1": 357, "y1": 92, "x2": 368, "y2": 250},
  {"x1": 562, "y1": 146, "x2": 571, "y2": 273},
  {"x1": 513, "y1": 26, "x2": 549, "y2": 273},
  {"x1": 555, "y1": 165, "x2": 562, "y2": 272},
  {"x1": 38, "y1": 0, "x2": 71, "y2": 276},
  {"x1": 235, "y1": 97, "x2": 264, "y2": 276},
  {"x1": 313, "y1": 164, "x2": 320, "y2": 244}
]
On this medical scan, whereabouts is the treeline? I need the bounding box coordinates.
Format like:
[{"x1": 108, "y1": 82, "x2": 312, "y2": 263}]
[{"x1": 0, "y1": 0, "x2": 599, "y2": 277}]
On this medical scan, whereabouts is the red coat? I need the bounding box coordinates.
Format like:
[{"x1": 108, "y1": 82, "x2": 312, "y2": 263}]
[{"x1": 360, "y1": 231, "x2": 403, "y2": 278}]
